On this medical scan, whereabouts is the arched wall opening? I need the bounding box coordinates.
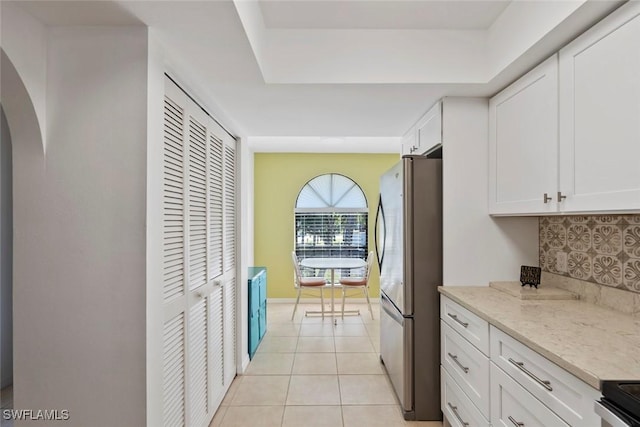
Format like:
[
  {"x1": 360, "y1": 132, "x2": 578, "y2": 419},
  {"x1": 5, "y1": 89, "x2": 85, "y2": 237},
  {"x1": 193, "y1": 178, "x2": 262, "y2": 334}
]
[{"x1": 0, "y1": 48, "x2": 46, "y2": 404}]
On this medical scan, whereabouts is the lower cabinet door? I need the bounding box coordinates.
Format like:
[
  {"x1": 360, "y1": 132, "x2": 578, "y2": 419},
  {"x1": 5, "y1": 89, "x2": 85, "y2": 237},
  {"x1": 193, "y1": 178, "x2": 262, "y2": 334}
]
[
  {"x1": 491, "y1": 363, "x2": 569, "y2": 427},
  {"x1": 259, "y1": 302, "x2": 267, "y2": 340},
  {"x1": 249, "y1": 311, "x2": 259, "y2": 359},
  {"x1": 441, "y1": 321, "x2": 490, "y2": 418},
  {"x1": 441, "y1": 366, "x2": 490, "y2": 427}
]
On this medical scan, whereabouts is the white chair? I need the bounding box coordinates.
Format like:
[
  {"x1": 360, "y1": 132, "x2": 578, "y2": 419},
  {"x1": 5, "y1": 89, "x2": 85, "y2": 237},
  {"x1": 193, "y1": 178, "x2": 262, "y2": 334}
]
[
  {"x1": 291, "y1": 252, "x2": 327, "y2": 320},
  {"x1": 339, "y1": 251, "x2": 374, "y2": 319}
]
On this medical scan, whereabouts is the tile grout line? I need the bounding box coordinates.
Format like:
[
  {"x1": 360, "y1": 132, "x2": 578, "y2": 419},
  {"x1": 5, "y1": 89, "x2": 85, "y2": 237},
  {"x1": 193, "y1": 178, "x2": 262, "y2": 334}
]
[{"x1": 333, "y1": 328, "x2": 346, "y2": 427}]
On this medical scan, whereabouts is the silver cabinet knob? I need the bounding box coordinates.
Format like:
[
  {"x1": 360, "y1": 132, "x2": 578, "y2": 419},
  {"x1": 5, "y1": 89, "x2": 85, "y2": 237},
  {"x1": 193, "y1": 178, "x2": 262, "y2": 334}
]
[
  {"x1": 543, "y1": 193, "x2": 552, "y2": 203},
  {"x1": 557, "y1": 191, "x2": 567, "y2": 202}
]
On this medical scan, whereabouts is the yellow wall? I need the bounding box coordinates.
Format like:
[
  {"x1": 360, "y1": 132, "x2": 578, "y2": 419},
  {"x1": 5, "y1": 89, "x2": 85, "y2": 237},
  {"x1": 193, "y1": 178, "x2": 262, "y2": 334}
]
[{"x1": 254, "y1": 153, "x2": 400, "y2": 298}]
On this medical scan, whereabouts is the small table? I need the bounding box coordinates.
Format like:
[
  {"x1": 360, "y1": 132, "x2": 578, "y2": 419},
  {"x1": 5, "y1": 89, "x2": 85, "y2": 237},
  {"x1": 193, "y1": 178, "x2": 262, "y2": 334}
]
[{"x1": 299, "y1": 257, "x2": 367, "y2": 320}]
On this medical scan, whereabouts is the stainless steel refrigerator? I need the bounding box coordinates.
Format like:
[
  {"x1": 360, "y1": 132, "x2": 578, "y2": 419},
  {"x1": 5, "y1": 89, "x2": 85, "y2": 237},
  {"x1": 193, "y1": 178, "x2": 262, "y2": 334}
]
[{"x1": 375, "y1": 154, "x2": 442, "y2": 421}]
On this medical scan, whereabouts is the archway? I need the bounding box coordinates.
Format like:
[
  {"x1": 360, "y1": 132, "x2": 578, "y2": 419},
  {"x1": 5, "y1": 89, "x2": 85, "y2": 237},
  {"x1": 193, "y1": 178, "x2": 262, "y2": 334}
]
[{"x1": 0, "y1": 49, "x2": 45, "y2": 406}]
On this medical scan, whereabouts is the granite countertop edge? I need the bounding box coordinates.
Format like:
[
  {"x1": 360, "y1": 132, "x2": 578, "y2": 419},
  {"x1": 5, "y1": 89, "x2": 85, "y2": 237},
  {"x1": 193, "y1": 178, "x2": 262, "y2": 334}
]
[{"x1": 437, "y1": 286, "x2": 640, "y2": 391}]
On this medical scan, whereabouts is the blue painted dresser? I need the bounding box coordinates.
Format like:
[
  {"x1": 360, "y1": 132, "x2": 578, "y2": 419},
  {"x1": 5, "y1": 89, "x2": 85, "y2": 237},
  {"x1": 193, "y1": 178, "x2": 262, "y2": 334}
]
[{"x1": 248, "y1": 267, "x2": 267, "y2": 359}]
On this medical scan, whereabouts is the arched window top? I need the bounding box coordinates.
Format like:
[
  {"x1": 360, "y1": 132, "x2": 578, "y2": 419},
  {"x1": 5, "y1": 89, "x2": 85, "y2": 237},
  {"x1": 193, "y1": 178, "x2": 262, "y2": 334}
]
[{"x1": 295, "y1": 173, "x2": 367, "y2": 211}]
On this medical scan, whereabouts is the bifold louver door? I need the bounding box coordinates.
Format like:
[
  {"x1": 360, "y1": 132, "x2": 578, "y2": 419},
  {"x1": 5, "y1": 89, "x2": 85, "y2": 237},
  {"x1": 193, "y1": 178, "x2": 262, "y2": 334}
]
[
  {"x1": 208, "y1": 131, "x2": 226, "y2": 409},
  {"x1": 222, "y1": 141, "x2": 236, "y2": 385},
  {"x1": 162, "y1": 76, "x2": 237, "y2": 427}
]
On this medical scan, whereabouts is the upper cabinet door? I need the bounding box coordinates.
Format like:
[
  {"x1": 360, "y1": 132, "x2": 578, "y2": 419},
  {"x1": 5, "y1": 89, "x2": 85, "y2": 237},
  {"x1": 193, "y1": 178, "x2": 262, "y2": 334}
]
[
  {"x1": 416, "y1": 100, "x2": 442, "y2": 155},
  {"x1": 489, "y1": 55, "x2": 559, "y2": 215},
  {"x1": 559, "y1": 2, "x2": 640, "y2": 213},
  {"x1": 401, "y1": 127, "x2": 416, "y2": 156}
]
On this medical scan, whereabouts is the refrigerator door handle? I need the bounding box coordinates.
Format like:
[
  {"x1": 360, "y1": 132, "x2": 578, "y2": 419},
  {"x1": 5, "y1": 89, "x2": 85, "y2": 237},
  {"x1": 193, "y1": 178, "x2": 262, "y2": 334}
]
[
  {"x1": 381, "y1": 292, "x2": 404, "y2": 325},
  {"x1": 374, "y1": 195, "x2": 386, "y2": 272}
]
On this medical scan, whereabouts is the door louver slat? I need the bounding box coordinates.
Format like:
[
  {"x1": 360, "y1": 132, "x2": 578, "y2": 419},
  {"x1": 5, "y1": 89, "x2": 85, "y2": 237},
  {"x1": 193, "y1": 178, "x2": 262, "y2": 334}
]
[
  {"x1": 210, "y1": 286, "x2": 224, "y2": 401},
  {"x1": 189, "y1": 117, "x2": 208, "y2": 291},
  {"x1": 223, "y1": 277, "x2": 236, "y2": 384},
  {"x1": 209, "y1": 135, "x2": 223, "y2": 279},
  {"x1": 223, "y1": 146, "x2": 235, "y2": 272},
  {"x1": 163, "y1": 97, "x2": 185, "y2": 302},
  {"x1": 163, "y1": 313, "x2": 185, "y2": 427},
  {"x1": 189, "y1": 299, "x2": 208, "y2": 427}
]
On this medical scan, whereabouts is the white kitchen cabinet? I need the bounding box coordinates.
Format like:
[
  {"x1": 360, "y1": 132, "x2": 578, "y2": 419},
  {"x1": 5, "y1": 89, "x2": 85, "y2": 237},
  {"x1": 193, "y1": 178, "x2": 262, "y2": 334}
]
[
  {"x1": 441, "y1": 296, "x2": 489, "y2": 356},
  {"x1": 440, "y1": 297, "x2": 490, "y2": 426},
  {"x1": 489, "y1": 55, "x2": 559, "y2": 215},
  {"x1": 558, "y1": 1, "x2": 640, "y2": 212},
  {"x1": 489, "y1": 1, "x2": 640, "y2": 215},
  {"x1": 441, "y1": 322, "x2": 490, "y2": 419},
  {"x1": 416, "y1": 100, "x2": 442, "y2": 155},
  {"x1": 401, "y1": 127, "x2": 417, "y2": 156},
  {"x1": 402, "y1": 101, "x2": 442, "y2": 156},
  {"x1": 442, "y1": 367, "x2": 490, "y2": 427},
  {"x1": 491, "y1": 327, "x2": 600, "y2": 427},
  {"x1": 490, "y1": 364, "x2": 570, "y2": 427},
  {"x1": 441, "y1": 297, "x2": 600, "y2": 427}
]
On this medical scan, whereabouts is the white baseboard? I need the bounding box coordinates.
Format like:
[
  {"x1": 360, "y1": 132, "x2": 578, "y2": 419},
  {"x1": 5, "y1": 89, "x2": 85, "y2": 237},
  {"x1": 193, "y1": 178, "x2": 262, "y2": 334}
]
[{"x1": 240, "y1": 353, "x2": 250, "y2": 374}]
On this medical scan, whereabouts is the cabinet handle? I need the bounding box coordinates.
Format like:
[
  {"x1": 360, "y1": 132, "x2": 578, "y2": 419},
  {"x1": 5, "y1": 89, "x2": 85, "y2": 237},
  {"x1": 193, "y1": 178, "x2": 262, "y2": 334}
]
[
  {"x1": 508, "y1": 358, "x2": 553, "y2": 391},
  {"x1": 448, "y1": 352, "x2": 469, "y2": 373},
  {"x1": 447, "y1": 313, "x2": 469, "y2": 328},
  {"x1": 543, "y1": 193, "x2": 552, "y2": 203},
  {"x1": 508, "y1": 415, "x2": 525, "y2": 427},
  {"x1": 447, "y1": 403, "x2": 469, "y2": 426},
  {"x1": 557, "y1": 191, "x2": 567, "y2": 202}
]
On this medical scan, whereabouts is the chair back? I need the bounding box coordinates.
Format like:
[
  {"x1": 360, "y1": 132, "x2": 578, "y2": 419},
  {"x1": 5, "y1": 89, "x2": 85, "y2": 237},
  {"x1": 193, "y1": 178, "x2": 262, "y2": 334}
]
[
  {"x1": 364, "y1": 251, "x2": 374, "y2": 283},
  {"x1": 291, "y1": 251, "x2": 302, "y2": 287}
]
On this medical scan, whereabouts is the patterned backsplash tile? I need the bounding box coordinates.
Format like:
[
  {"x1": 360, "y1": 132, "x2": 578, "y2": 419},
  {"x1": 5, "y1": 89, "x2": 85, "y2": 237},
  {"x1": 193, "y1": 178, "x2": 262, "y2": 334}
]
[{"x1": 539, "y1": 215, "x2": 640, "y2": 293}]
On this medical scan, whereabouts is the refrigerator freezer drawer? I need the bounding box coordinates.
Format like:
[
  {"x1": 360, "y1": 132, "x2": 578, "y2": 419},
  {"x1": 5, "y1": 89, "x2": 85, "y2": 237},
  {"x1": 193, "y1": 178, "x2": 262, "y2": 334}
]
[{"x1": 380, "y1": 293, "x2": 413, "y2": 417}]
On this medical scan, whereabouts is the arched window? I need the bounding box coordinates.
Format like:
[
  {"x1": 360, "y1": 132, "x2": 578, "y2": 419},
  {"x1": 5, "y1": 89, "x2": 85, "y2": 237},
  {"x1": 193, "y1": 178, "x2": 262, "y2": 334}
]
[{"x1": 295, "y1": 174, "x2": 368, "y2": 260}]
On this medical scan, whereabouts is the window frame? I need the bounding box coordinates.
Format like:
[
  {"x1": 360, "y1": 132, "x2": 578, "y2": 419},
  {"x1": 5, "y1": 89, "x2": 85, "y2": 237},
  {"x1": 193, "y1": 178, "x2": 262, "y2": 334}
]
[{"x1": 293, "y1": 174, "x2": 369, "y2": 266}]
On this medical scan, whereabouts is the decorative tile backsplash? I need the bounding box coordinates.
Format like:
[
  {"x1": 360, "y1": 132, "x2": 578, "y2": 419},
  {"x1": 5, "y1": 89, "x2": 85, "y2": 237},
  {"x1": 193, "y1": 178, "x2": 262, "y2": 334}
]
[{"x1": 539, "y1": 215, "x2": 640, "y2": 294}]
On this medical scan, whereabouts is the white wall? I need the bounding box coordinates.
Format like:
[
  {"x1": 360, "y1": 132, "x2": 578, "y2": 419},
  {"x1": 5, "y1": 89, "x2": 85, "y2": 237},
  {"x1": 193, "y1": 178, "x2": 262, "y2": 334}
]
[
  {"x1": 145, "y1": 29, "x2": 165, "y2": 427},
  {"x1": 0, "y1": 108, "x2": 13, "y2": 388},
  {"x1": 11, "y1": 26, "x2": 149, "y2": 427},
  {"x1": 442, "y1": 97, "x2": 538, "y2": 285},
  {"x1": 238, "y1": 138, "x2": 254, "y2": 372},
  {"x1": 0, "y1": 2, "x2": 47, "y2": 149}
]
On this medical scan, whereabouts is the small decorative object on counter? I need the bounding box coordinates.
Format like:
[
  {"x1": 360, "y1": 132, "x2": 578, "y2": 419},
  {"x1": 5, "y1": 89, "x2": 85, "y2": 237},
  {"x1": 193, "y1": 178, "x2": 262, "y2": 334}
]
[{"x1": 520, "y1": 266, "x2": 541, "y2": 288}]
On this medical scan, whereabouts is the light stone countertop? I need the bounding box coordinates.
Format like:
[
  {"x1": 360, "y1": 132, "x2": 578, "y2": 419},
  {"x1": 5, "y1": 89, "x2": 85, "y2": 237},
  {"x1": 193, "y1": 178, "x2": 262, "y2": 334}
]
[{"x1": 438, "y1": 285, "x2": 640, "y2": 390}]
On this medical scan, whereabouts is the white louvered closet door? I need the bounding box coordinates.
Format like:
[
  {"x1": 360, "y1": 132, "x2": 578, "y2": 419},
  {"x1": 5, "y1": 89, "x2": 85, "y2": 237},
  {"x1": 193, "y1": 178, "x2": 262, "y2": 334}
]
[
  {"x1": 162, "y1": 80, "x2": 188, "y2": 427},
  {"x1": 162, "y1": 76, "x2": 237, "y2": 427},
  {"x1": 186, "y1": 105, "x2": 211, "y2": 427},
  {"x1": 222, "y1": 138, "x2": 237, "y2": 386},
  {"x1": 207, "y1": 121, "x2": 227, "y2": 410}
]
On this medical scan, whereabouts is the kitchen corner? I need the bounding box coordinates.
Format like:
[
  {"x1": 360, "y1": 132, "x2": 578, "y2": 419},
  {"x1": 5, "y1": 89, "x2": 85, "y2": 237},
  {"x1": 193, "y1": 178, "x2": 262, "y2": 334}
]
[
  {"x1": 438, "y1": 285, "x2": 640, "y2": 390},
  {"x1": 438, "y1": 283, "x2": 640, "y2": 427}
]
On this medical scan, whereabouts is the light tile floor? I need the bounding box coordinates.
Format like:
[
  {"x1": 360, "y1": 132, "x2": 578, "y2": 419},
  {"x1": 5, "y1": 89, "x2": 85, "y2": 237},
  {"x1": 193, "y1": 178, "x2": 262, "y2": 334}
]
[{"x1": 210, "y1": 301, "x2": 443, "y2": 427}]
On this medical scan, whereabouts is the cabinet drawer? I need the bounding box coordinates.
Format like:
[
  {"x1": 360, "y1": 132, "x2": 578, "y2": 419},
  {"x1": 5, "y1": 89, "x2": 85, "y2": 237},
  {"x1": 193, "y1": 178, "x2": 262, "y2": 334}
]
[
  {"x1": 490, "y1": 326, "x2": 600, "y2": 426},
  {"x1": 442, "y1": 321, "x2": 490, "y2": 419},
  {"x1": 441, "y1": 296, "x2": 489, "y2": 355},
  {"x1": 491, "y1": 363, "x2": 569, "y2": 427},
  {"x1": 441, "y1": 366, "x2": 490, "y2": 427}
]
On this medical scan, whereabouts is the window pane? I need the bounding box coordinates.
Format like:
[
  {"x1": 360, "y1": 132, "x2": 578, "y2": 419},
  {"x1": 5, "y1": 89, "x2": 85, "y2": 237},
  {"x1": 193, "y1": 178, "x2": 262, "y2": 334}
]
[
  {"x1": 295, "y1": 212, "x2": 368, "y2": 260},
  {"x1": 296, "y1": 173, "x2": 367, "y2": 209},
  {"x1": 334, "y1": 186, "x2": 367, "y2": 208}
]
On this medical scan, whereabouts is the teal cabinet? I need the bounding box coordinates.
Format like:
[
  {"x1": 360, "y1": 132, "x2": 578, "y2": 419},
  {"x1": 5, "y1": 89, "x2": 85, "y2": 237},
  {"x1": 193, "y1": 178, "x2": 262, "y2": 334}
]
[{"x1": 248, "y1": 267, "x2": 267, "y2": 359}]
